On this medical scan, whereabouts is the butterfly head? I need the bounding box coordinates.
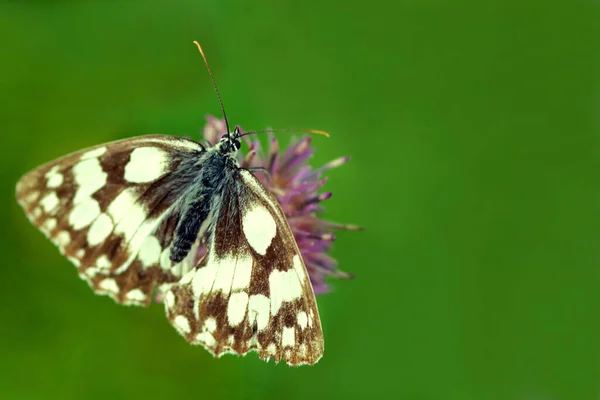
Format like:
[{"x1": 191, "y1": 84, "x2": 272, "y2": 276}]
[{"x1": 217, "y1": 126, "x2": 242, "y2": 155}]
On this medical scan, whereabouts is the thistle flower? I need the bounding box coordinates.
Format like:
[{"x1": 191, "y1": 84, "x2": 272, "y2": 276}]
[{"x1": 201, "y1": 115, "x2": 358, "y2": 294}]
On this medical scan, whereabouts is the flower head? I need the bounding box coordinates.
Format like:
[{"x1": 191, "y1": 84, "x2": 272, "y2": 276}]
[{"x1": 201, "y1": 115, "x2": 358, "y2": 294}]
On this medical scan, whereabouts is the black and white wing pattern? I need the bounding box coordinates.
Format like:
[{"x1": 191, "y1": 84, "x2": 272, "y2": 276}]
[
  {"x1": 165, "y1": 169, "x2": 324, "y2": 366},
  {"x1": 16, "y1": 135, "x2": 204, "y2": 305},
  {"x1": 18, "y1": 127, "x2": 327, "y2": 365}
]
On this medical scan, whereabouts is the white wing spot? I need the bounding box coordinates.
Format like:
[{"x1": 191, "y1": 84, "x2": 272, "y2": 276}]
[
  {"x1": 68, "y1": 257, "x2": 81, "y2": 267},
  {"x1": 45, "y1": 166, "x2": 63, "y2": 188},
  {"x1": 76, "y1": 249, "x2": 85, "y2": 258},
  {"x1": 297, "y1": 311, "x2": 308, "y2": 329},
  {"x1": 124, "y1": 147, "x2": 168, "y2": 183},
  {"x1": 98, "y1": 278, "x2": 119, "y2": 294},
  {"x1": 129, "y1": 220, "x2": 161, "y2": 262},
  {"x1": 176, "y1": 247, "x2": 197, "y2": 278},
  {"x1": 72, "y1": 158, "x2": 107, "y2": 204},
  {"x1": 107, "y1": 188, "x2": 138, "y2": 222},
  {"x1": 179, "y1": 266, "x2": 195, "y2": 285},
  {"x1": 174, "y1": 315, "x2": 191, "y2": 334},
  {"x1": 269, "y1": 269, "x2": 303, "y2": 316},
  {"x1": 138, "y1": 235, "x2": 161, "y2": 268},
  {"x1": 190, "y1": 242, "x2": 244, "y2": 316},
  {"x1": 80, "y1": 146, "x2": 107, "y2": 160},
  {"x1": 282, "y1": 327, "x2": 295, "y2": 348},
  {"x1": 292, "y1": 255, "x2": 308, "y2": 283},
  {"x1": 69, "y1": 198, "x2": 101, "y2": 230},
  {"x1": 96, "y1": 254, "x2": 111, "y2": 270},
  {"x1": 205, "y1": 317, "x2": 217, "y2": 333},
  {"x1": 55, "y1": 231, "x2": 70, "y2": 249},
  {"x1": 248, "y1": 294, "x2": 270, "y2": 332},
  {"x1": 84, "y1": 268, "x2": 97, "y2": 278},
  {"x1": 160, "y1": 248, "x2": 172, "y2": 270},
  {"x1": 32, "y1": 207, "x2": 42, "y2": 218},
  {"x1": 43, "y1": 218, "x2": 57, "y2": 232},
  {"x1": 114, "y1": 203, "x2": 146, "y2": 242},
  {"x1": 212, "y1": 256, "x2": 236, "y2": 294},
  {"x1": 142, "y1": 136, "x2": 203, "y2": 153},
  {"x1": 242, "y1": 204, "x2": 277, "y2": 255},
  {"x1": 40, "y1": 192, "x2": 60, "y2": 213},
  {"x1": 231, "y1": 254, "x2": 253, "y2": 290},
  {"x1": 196, "y1": 332, "x2": 216, "y2": 347},
  {"x1": 126, "y1": 289, "x2": 146, "y2": 303},
  {"x1": 87, "y1": 213, "x2": 114, "y2": 246},
  {"x1": 267, "y1": 343, "x2": 277, "y2": 354},
  {"x1": 227, "y1": 292, "x2": 249, "y2": 327},
  {"x1": 190, "y1": 272, "x2": 216, "y2": 319},
  {"x1": 23, "y1": 191, "x2": 40, "y2": 204},
  {"x1": 165, "y1": 291, "x2": 175, "y2": 309}
]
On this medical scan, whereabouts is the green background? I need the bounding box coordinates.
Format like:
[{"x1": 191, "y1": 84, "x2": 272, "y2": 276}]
[{"x1": 1, "y1": 1, "x2": 598, "y2": 399}]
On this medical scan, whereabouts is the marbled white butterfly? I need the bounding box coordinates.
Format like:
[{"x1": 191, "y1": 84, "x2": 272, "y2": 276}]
[{"x1": 15, "y1": 42, "x2": 326, "y2": 366}]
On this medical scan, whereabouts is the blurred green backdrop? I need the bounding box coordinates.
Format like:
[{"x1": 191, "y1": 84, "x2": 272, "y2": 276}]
[{"x1": 1, "y1": 1, "x2": 598, "y2": 399}]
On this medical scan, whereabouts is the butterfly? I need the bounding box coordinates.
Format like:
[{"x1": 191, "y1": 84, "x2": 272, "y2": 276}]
[{"x1": 15, "y1": 42, "x2": 325, "y2": 366}]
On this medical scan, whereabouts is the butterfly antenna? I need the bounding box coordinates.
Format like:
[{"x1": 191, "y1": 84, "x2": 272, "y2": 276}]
[
  {"x1": 239, "y1": 129, "x2": 330, "y2": 138},
  {"x1": 193, "y1": 41, "x2": 230, "y2": 135}
]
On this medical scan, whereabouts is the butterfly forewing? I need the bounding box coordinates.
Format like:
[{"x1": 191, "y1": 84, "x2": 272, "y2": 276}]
[
  {"x1": 165, "y1": 169, "x2": 324, "y2": 366},
  {"x1": 16, "y1": 135, "x2": 205, "y2": 305}
]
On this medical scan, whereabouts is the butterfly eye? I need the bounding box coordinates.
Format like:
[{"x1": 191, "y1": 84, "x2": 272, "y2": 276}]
[{"x1": 234, "y1": 140, "x2": 241, "y2": 150}]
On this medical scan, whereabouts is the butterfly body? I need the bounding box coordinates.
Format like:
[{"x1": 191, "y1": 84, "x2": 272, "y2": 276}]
[
  {"x1": 168, "y1": 133, "x2": 240, "y2": 263},
  {"x1": 16, "y1": 128, "x2": 324, "y2": 365}
]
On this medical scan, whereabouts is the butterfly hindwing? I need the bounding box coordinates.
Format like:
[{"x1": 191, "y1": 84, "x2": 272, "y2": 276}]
[
  {"x1": 16, "y1": 135, "x2": 205, "y2": 305},
  {"x1": 165, "y1": 169, "x2": 324, "y2": 366}
]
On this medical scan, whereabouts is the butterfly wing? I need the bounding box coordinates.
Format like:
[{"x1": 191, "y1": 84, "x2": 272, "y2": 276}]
[
  {"x1": 16, "y1": 135, "x2": 205, "y2": 305},
  {"x1": 165, "y1": 169, "x2": 324, "y2": 366}
]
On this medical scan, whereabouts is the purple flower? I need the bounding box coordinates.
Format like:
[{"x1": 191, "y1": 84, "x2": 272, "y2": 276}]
[{"x1": 201, "y1": 115, "x2": 359, "y2": 294}]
